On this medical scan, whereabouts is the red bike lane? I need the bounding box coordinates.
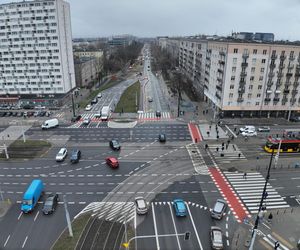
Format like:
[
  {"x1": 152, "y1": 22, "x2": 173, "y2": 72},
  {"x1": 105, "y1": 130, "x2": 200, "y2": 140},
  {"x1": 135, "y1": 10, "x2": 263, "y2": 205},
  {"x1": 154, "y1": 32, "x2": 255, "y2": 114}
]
[
  {"x1": 188, "y1": 123, "x2": 202, "y2": 143},
  {"x1": 209, "y1": 167, "x2": 251, "y2": 223}
]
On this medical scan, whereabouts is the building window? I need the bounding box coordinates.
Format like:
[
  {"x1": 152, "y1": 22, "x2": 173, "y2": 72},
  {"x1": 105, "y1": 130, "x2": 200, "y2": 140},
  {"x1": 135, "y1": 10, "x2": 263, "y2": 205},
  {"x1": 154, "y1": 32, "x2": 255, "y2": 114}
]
[
  {"x1": 258, "y1": 85, "x2": 262, "y2": 89},
  {"x1": 229, "y1": 93, "x2": 233, "y2": 98},
  {"x1": 231, "y1": 76, "x2": 235, "y2": 81},
  {"x1": 259, "y1": 76, "x2": 263, "y2": 81},
  {"x1": 250, "y1": 76, "x2": 254, "y2": 81},
  {"x1": 253, "y1": 49, "x2": 257, "y2": 54},
  {"x1": 251, "y1": 67, "x2": 255, "y2": 73},
  {"x1": 233, "y1": 58, "x2": 237, "y2": 64},
  {"x1": 230, "y1": 85, "x2": 234, "y2": 89},
  {"x1": 234, "y1": 48, "x2": 238, "y2": 53},
  {"x1": 249, "y1": 85, "x2": 253, "y2": 90},
  {"x1": 252, "y1": 58, "x2": 256, "y2": 65},
  {"x1": 232, "y1": 67, "x2": 236, "y2": 73},
  {"x1": 272, "y1": 50, "x2": 276, "y2": 55},
  {"x1": 263, "y1": 50, "x2": 267, "y2": 55},
  {"x1": 257, "y1": 93, "x2": 261, "y2": 97},
  {"x1": 262, "y1": 59, "x2": 266, "y2": 64},
  {"x1": 248, "y1": 93, "x2": 252, "y2": 98},
  {"x1": 260, "y1": 68, "x2": 265, "y2": 73},
  {"x1": 256, "y1": 102, "x2": 260, "y2": 106}
]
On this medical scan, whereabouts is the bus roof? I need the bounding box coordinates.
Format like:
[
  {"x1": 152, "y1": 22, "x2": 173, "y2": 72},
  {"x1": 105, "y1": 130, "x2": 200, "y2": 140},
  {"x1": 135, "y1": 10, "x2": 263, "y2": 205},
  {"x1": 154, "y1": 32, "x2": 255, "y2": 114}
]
[{"x1": 268, "y1": 137, "x2": 300, "y2": 143}]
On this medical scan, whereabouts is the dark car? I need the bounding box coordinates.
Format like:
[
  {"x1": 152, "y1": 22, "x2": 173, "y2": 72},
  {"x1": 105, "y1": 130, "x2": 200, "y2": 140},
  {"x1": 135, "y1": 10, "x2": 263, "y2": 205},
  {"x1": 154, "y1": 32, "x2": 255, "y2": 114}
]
[
  {"x1": 71, "y1": 115, "x2": 82, "y2": 122},
  {"x1": 91, "y1": 98, "x2": 98, "y2": 104},
  {"x1": 0, "y1": 112, "x2": 5, "y2": 117},
  {"x1": 42, "y1": 194, "x2": 59, "y2": 215},
  {"x1": 290, "y1": 116, "x2": 300, "y2": 122},
  {"x1": 12, "y1": 112, "x2": 18, "y2": 117},
  {"x1": 40, "y1": 111, "x2": 46, "y2": 117},
  {"x1": 156, "y1": 111, "x2": 161, "y2": 118},
  {"x1": 159, "y1": 133, "x2": 166, "y2": 142},
  {"x1": 70, "y1": 149, "x2": 81, "y2": 163},
  {"x1": 22, "y1": 104, "x2": 34, "y2": 110},
  {"x1": 110, "y1": 139, "x2": 121, "y2": 150},
  {"x1": 5, "y1": 112, "x2": 12, "y2": 117}
]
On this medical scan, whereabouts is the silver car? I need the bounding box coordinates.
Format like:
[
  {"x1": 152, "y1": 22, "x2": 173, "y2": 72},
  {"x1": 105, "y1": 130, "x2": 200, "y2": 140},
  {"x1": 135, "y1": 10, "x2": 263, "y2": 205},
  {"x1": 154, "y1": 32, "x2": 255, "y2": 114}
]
[
  {"x1": 135, "y1": 197, "x2": 148, "y2": 215},
  {"x1": 211, "y1": 199, "x2": 227, "y2": 220},
  {"x1": 210, "y1": 226, "x2": 224, "y2": 249}
]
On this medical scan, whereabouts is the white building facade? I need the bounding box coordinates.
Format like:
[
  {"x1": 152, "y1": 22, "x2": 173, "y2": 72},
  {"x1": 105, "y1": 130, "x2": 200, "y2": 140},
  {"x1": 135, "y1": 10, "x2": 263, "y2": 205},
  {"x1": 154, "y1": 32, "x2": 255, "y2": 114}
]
[{"x1": 0, "y1": 0, "x2": 75, "y2": 97}]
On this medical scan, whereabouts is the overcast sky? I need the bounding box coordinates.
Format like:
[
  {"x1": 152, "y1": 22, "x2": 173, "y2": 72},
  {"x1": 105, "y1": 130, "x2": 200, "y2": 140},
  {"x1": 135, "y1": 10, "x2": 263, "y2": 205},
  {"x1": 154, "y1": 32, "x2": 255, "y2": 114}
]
[{"x1": 2, "y1": 0, "x2": 300, "y2": 40}]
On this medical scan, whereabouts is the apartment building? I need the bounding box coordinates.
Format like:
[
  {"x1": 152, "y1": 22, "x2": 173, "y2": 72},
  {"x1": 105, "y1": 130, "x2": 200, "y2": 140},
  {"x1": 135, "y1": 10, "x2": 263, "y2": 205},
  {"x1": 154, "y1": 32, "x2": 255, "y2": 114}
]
[
  {"x1": 0, "y1": 0, "x2": 75, "y2": 99},
  {"x1": 162, "y1": 37, "x2": 300, "y2": 118}
]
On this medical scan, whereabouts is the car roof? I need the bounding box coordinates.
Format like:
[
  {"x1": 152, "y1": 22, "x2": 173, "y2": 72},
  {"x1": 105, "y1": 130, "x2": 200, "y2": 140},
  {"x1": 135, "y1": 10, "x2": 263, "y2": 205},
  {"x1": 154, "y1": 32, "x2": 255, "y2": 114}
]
[
  {"x1": 107, "y1": 157, "x2": 117, "y2": 162},
  {"x1": 59, "y1": 148, "x2": 66, "y2": 152}
]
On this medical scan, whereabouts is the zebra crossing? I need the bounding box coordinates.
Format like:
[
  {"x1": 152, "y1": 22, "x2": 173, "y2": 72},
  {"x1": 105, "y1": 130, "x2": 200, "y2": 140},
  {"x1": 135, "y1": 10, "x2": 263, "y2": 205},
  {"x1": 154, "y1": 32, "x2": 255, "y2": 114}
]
[
  {"x1": 186, "y1": 143, "x2": 209, "y2": 175},
  {"x1": 68, "y1": 113, "x2": 103, "y2": 128},
  {"x1": 223, "y1": 171, "x2": 290, "y2": 213},
  {"x1": 53, "y1": 112, "x2": 64, "y2": 118},
  {"x1": 75, "y1": 202, "x2": 135, "y2": 223},
  {"x1": 208, "y1": 143, "x2": 246, "y2": 164},
  {"x1": 138, "y1": 111, "x2": 172, "y2": 121}
]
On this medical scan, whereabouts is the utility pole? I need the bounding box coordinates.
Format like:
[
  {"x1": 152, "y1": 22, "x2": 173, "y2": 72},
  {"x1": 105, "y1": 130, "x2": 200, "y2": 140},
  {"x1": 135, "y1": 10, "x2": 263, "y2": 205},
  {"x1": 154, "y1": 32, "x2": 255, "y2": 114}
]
[
  {"x1": 71, "y1": 92, "x2": 76, "y2": 117},
  {"x1": 21, "y1": 121, "x2": 26, "y2": 143},
  {"x1": 249, "y1": 144, "x2": 277, "y2": 250}
]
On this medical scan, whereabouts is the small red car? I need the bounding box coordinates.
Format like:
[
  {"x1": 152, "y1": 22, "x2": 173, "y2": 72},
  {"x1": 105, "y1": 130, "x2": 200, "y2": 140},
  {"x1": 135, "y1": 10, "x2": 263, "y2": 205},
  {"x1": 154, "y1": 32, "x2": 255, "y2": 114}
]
[{"x1": 105, "y1": 157, "x2": 119, "y2": 168}]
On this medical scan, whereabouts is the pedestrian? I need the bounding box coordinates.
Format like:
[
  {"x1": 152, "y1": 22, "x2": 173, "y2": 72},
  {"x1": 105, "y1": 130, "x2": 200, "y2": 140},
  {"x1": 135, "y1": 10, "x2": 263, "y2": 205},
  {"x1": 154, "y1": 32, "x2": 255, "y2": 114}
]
[
  {"x1": 227, "y1": 140, "x2": 230, "y2": 145},
  {"x1": 244, "y1": 136, "x2": 248, "y2": 141},
  {"x1": 274, "y1": 241, "x2": 280, "y2": 249},
  {"x1": 222, "y1": 146, "x2": 224, "y2": 151},
  {"x1": 243, "y1": 172, "x2": 247, "y2": 179},
  {"x1": 268, "y1": 212, "x2": 273, "y2": 223},
  {"x1": 216, "y1": 135, "x2": 219, "y2": 140},
  {"x1": 216, "y1": 147, "x2": 219, "y2": 152},
  {"x1": 226, "y1": 144, "x2": 228, "y2": 150},
  {"x1": 234, "y1": 127, "x2": 237, "y2": 132},
  {"x1": 207, "y1": 131, "x2": 210, "y2": 137},
  {"x1": 205, "y1": 144, "x2": 208, "y2": 150},
  {"x1": 195, "y1": 138, "x2": 198, "y2": 143},
  {"x1": 206, "y1": 110, "x2": 208, "y2": 114},
  {"x1": 222, "y1": 142, "x2": 225, "y2": 147},
  {"x1": 209, "y1": 125, "x2": 211, "y2": 130},
  {"x1": 203, "y1": 110, "x2": 205, "y2": 115}
]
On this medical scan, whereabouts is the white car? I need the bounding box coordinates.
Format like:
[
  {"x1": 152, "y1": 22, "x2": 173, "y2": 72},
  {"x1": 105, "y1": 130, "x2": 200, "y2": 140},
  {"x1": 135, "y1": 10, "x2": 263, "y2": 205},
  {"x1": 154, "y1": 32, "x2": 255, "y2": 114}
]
[
  {"x1": 83, "y1": 118, "x2": 91, "y2": 125},
  {"x1": 97, "y1": 93, "x2": 102, "y2": 98},
  {"x1": 134, "y1": 197, "x2": 148, "y2": 215},
  {"x1": 56, "y1": 148, "x2": 68, "y2": 162},
  {"x1": 241, "y1": 130, "x2": 257, "y2": 137},
  {"x1": 239, "y1": 126, "x2": 255, "y2": 133},
  {"x1": 85, "y1": 104, "x2": 92, "y2": 111}
]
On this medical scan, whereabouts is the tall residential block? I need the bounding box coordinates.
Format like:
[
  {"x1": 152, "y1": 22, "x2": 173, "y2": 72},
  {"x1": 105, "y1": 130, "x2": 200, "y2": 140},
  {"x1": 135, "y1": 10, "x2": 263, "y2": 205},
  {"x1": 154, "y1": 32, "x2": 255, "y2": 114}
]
[{"x1": 0, "y1": 0, "x2": 75, "y2": 97}]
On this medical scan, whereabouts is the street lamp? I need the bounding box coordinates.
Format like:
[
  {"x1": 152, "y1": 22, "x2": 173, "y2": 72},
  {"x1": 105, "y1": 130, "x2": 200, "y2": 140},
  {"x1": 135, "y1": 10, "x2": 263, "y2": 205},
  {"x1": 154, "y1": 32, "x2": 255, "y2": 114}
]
[{"x1": 249, "y1": 142, "x2": 278, "y2": 250}]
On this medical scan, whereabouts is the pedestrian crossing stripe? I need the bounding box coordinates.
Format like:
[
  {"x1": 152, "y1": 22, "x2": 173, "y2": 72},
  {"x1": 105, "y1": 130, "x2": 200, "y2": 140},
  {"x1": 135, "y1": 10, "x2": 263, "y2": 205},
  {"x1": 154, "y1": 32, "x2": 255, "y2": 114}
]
[
  {"x1": 208, "y1": 144, "x2": 247, "y2": 161},
  {"x1": 138, "y1": 112, "x2": 172, "y2": 121},
  {"x1": 186, "y1": 143, "x2": 209, "y2": 175},
  {"x1": 223, "y1": 171, "x2": 290, "y2": 213}
]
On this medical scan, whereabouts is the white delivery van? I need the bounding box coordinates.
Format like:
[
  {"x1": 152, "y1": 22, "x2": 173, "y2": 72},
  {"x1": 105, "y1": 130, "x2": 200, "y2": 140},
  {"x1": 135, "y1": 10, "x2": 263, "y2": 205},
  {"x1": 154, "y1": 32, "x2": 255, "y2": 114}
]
[
  {"x1": 42, "y1": 118, "x2": 59, "y2": 129},
  {"x1": 101, "y1": 106, "x2": 110, "y2": 121}
]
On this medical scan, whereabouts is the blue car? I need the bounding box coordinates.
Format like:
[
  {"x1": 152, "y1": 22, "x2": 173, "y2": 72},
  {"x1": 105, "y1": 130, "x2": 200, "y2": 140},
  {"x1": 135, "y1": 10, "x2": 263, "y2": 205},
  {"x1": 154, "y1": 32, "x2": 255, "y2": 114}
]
[{"x1": 173, "y1": 199, "x2": 187, "y2": 217}]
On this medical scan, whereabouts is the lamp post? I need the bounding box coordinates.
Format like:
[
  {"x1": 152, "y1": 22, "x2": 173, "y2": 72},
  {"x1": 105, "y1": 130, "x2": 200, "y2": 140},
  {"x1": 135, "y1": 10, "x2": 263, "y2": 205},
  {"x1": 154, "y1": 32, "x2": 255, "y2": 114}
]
[{"x1": 249, "y1": 142, "x2": 277, "y2": 250}]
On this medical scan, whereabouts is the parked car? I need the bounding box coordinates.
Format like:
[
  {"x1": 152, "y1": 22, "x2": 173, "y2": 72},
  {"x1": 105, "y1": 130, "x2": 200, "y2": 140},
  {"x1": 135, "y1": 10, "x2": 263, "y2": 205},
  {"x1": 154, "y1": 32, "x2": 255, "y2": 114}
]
[
  {"x1": 258, "y1": 126, "x2": 270, "y2": 132},
  {"x1": 40, "y1": 111, "x2": 46, "y2": 117},
  {"x1": 0, "y1": 112, "x2": 5, "y2": 117},
  {"x1": 71, "y1": 115, "x2": 82, "y2": 122},
  {"x1": 173, "y1": 199, "x2": 187, "y2": 217},
  {"x1": 158, "y1": 133, "x2": 166, "y2": 142},
  {"x1": 148, "y1": 97, "x2": 153, "y2": 102},
  {"x1": 70, "y1": 149, "x2": 81, "y2": 163},
  {"x1": 56, "y1": 148, "x2": 68, "y2": 162},
  {"x1": 97, "y1": 93, "x2": 102, "y2": 98},
  {"x1": 241, "y1": 130, "x2": 257, "y2": 137},
  {"x1": 42, "y1": 193, "x2": 59, "y2": 215},
  {"x1": 27, "y1": 111, "x2": 34, "y2": 117},
  {"x1": 91, "y1": 98, "x2": 98, "y2": 104},
  {"x1": 239, "y1": 125, "x2": 255, "y2": 133},
  {"x1": 5, "y1": 112, "x2": 12, "y2": 117},
  {"x1": 210, "y1": 226, "x2": 224, "y2": 249},
  {"x1": 211, "y1": 199, "x2": 227, "y2": 220},
  {"x1": 156, "y1": 110, "x2": 161, "y2": 118},
  {"x1": 12, "y1": 112, "x2": 18, "y2": 117},
  {"x1": 135, "y1": 197, "x2": 148, "y2": 215},
  {"x1": 105, "y1": 157, "x2": 119, "y2": 168},
  {"x1": 290, "y1": 116, "x2": 300, "y2": 122},
  {"x1": 17, "y1": 112, "x2": 23, "y2": 117},
  {"x1": 22, "y1": 104, "x2": 34, "y2": 110},
  {"x1": 85, "y1": 104, "x2": 92, "y2": 111},
  {"x1": 109, "y1": 139, "x2": 121, "y2": 150},
  {"x1": 83, "y1": 118, "x2": 91, "y2": 125}
]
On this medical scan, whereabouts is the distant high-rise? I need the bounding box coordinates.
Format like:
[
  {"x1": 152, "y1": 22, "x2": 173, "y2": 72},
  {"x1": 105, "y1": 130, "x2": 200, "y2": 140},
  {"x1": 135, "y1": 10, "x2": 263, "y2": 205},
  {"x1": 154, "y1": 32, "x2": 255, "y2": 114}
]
[{"x1": 0, "y1": 0, "x2": 75, "y2": 97}]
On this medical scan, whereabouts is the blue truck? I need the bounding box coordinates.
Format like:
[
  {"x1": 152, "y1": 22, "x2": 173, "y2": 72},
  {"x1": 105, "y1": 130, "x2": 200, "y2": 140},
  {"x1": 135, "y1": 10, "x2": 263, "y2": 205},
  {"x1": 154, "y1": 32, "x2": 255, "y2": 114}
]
[{"x1": 21, "y1": 179, "x2": 44, "y2": 213}]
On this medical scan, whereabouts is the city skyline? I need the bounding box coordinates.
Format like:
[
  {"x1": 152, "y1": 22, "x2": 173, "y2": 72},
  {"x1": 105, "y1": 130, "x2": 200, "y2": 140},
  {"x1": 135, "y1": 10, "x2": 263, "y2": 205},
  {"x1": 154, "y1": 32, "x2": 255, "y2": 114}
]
[{"x1": 1, "y1": 0, "x2": 300, "y2": 41}]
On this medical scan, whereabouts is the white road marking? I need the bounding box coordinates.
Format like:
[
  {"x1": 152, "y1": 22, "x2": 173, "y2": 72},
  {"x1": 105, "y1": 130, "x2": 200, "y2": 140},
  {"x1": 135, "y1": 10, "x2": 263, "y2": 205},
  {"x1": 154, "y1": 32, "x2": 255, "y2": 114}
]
[
  {"x1": 186, "y1": 203, "x2": 204, "y2": 250},
  {"x1": 18, "y1": 212, "x2": 23, "y2": 220},
  {"x1": 21, "y1": 236, "x2": 28, "y2": 248},
  {"x1": 168, "y1": 203, "x2": 181, "y2": 250},
  {"x1": 34, "y1": 211, "x2": 39, "y2": 221},
  {"x1": 4, "y1": 235, "x2": 10, "y2": 247},
  {"x1": 151, "y1": 203, "x2": 160, "y2": 250}
]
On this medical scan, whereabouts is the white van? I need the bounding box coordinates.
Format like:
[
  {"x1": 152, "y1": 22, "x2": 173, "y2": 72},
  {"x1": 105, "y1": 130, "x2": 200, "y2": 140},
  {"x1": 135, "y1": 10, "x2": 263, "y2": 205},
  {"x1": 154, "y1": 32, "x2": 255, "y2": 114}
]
[
  {"x1": 239, "y1": 125, "x2": 255, "y2": 133},
  {"x1": 42, "y1": 118, "x2": 59, "y2": 129}
]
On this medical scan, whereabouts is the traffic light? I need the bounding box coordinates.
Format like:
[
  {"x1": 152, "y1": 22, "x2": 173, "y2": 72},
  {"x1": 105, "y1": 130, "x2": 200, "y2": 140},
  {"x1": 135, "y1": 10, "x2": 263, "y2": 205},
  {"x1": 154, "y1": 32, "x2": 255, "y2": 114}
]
[{"x1": 184, "y1": 231, "x2": 191, "y2": 241}]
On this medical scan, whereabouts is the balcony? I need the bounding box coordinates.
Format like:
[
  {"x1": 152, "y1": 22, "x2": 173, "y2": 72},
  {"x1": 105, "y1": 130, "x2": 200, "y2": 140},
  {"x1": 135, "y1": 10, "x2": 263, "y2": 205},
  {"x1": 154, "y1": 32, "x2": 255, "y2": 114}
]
[
  {"x1": 279, "y1": 64, "x2": 285, "y2": 69},
  {"x1": 237, "y1": 97, "x2": 244, "y2": 102},
  {"x1": 205, "y1": 70, "x2": 209, "y2": 75},
  {"x1": 270, "y1": 63, "x2": 276, "y2": 69},
  {"x1": 218, "y1": 60, "x2": 225, "y2": 65},
  {"x1": 216, "y1": 85, "x2": 222, "y2": 91},
  {"x1": 273, "y1": 98, "x2": 280, "y2": 102},
  {"x1": 280, "y1": 55, "x2": 286, "y2": 61},
  {"x1": 239, "y1": 81, "x2": 246, "y2": 86},
  {"x1": 295, "y1": 71, "x2": 300, "y2": 77},
  {"x1": 277, "y1": 72, "x2": 283, "y2": 78},
  {"x1": 283, "y1": 89, "x2": 290, "y2": 94},
  {"x1": 219, "y1": 51, "x2": 225, "y2": 56},
  {"x1": 242, "y1": 53, "x2": 249, "y2": 59},
  {"x1": 241, "y1": 62, "x2": 248, "y2": 67},
  {"x1": 288, "y1": 64, "x2": 294, "y2": 70},
  {"x1": 286, "y1": 72, "x2": 293, "y2": 77},
  {"x1": 217, "y1": 77, "x2": 222, "y2": 82},
  {"x1": 215, "y1": 93, "x2": 221, "y2": 100},
  {"x1": 292, "y1": 90, "x2": 298, "y2": 95},
  {"x1": 264, "y1": 98, "x2": 271, "y2": 102},
  {"x1": 217, "y1": 69, "x2": 223, "y2": 74},
  {"x1": 271, "y1": 54, "x2": 277, "y2": 60},
  {"x1": 268, "y1": 72, "x2": 275, "y2": 78},
  {"x1": 290, "y1": 98, "x2": 297, "y2": 103},
  {"x1": 238, "y1": 87, "x2": 245, "y2": 93},
  {"x1": 289, "y1": 56, "x2": 295, "y2": 61},
  {"x1": 293, "y1": 82, "x2": 299, "y2": 88},
  {"x1": 240, "y1": 71, "x2": 247, "y2": 77}
]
